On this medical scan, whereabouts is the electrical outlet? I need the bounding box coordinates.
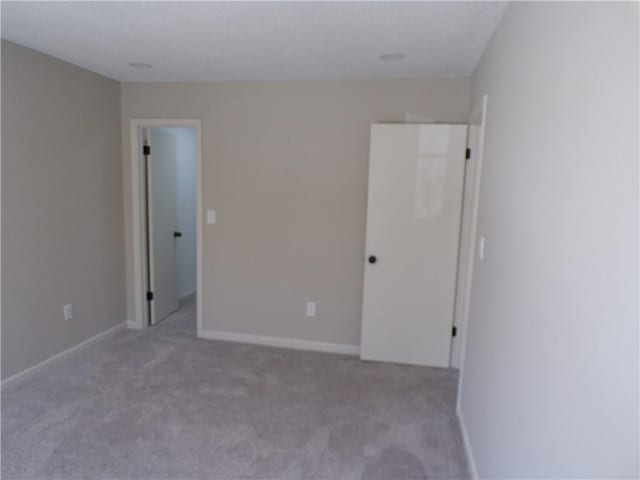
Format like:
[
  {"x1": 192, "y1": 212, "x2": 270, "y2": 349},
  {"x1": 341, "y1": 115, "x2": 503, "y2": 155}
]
[
  {"x1": 306, "y1": 302, "x2": 316, "y2": 317},
  {"x1": 64, "y1": 304, "x2": 73, "y2": 321}
]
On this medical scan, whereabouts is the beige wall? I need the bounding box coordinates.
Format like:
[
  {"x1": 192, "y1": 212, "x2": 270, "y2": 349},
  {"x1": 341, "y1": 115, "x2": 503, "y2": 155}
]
[
  {"x1": 2, "y1": 41, "x2": 125, "y2": 379},
  {"x1": 121, "y1": 78, "x2": 471, "y2": 346},
  {"x1": 460, "y1": 3, "x2": 639, "y2": 478}
]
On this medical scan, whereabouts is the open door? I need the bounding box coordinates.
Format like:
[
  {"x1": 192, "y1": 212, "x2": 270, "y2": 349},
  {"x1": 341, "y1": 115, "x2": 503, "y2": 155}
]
[
  {"x1": 145, "y1": 128, "x2": 180, "y2": 325},
  {"x1": 360, "y1": 124, "x2": 467, "y2": 367}
]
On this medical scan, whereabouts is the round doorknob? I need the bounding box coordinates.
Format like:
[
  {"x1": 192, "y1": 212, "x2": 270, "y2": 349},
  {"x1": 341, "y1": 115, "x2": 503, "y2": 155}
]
[{"x1": 368, "y1": 255, "x2": 377, "y2": 264}]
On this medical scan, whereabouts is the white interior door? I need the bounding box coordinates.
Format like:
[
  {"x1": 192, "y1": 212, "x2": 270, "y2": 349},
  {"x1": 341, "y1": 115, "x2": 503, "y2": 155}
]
[
  {"x1": 360, "y1": 124, "x2": 467, "y2": 367},
  {"x1": 148, "y1": 128, "x2": 179, "y2": 325}
]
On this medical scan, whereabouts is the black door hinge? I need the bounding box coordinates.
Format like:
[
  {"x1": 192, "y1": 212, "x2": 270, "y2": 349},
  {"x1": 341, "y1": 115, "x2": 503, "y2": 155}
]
[
  {"x1": 452, "y1": 326, "x2": 457, "y2": 337},
  {"x1": 143, "y1": 145, "x2": 151, "y2": 156},
  {"x1": 146, "y1": 291, "x2": 154, "y2": 302},
  {"x1": 465, "y1": 148, "x2": 471, "y2": 160}
]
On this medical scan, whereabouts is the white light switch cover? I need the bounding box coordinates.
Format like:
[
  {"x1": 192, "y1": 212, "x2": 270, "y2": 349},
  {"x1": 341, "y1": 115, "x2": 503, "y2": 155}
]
[
  {"x1": 207, "y1": 210, "x2": 216, "y2": 224},
  {"x1": 478, "y1": 236, "x2": 485, "y2": 260},
  {"x1": 64, "y1": 304, "x2": 73, "y2": 321},
  {"x1": 306, "y1": 302, "x2": 316, "y2": 317}
]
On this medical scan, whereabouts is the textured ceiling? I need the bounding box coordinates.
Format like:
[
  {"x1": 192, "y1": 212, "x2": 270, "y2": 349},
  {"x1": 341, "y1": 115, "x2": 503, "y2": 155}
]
[{"x1": 1, "y1": 1, "x2": 507, "y2": 82}]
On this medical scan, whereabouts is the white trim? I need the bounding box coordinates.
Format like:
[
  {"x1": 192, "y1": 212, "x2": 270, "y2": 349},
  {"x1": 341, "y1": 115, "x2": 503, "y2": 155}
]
[
  {"x1": 450, "y1": 97, "x2": 489, "y2": 369},
  {"x1": 144, "y1": 128, "x2": 158, "y2": 325},
  {"x1": 454, "y1": 95, "x2": 488, "y2": 480},
  {"x1": 456, "y1": 95, "x2": 488, "y2": 396},
  {"x1": 1, "y1": 322, "x2": 126, "y2": 388},
  {"x1": 128, "y1": 119, "x2": 203, "y2": 338},
  {"x1": 127, "y1": 320, "x2": 143, "y2": 330},
  {"x1": 199, "y1": 329, "x2": 360, "y2": 356},
  {"x1": 179, "y1": 290, "x2": 197, "y2": 303},
  {"x1": 457, "y1": 405, "x2": 479, "y2": 480},
  {"x1": 130, "y1": 122, "x2": 145, "y2": 331}
]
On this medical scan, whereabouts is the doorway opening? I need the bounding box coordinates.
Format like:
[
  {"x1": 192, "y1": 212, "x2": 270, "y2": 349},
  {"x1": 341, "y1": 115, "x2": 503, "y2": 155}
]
[
  {"x1": 129, "y1": 119, "x2": 203, "y2": 336},
  {"x1": 144, "y1": 127, "x2": 197, "y2": 326}
]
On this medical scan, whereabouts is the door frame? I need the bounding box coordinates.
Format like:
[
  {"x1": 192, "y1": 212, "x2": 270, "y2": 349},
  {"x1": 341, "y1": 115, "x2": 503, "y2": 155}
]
[
  {"x1": 453, "y1": 95, "x2": 488, "y2": 374},
  {"x1": 128, "y1": 119, "x2": 203, "y2": 337}
]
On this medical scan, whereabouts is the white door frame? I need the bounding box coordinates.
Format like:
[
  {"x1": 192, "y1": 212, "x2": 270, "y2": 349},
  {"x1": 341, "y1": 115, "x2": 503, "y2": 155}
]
[
  {"x1": 128, "y1": 119, "x2": 203, "y2": 337},
  {"x1": 452, "y1": 95, "x2": 488, "y2": 370}
]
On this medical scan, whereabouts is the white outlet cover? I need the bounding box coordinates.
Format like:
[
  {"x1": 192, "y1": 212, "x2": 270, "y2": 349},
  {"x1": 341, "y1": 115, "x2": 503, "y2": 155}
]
[
  {"x1": 207, "y1": 209, "x2": 216, "y2": 224},
  {"x1": 306, "y1": 302, "x2": 316, "y2": 317}
]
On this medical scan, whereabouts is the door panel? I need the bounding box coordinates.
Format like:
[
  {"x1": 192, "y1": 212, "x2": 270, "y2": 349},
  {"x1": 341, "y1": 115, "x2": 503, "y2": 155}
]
[
  {"x1": 148, "y1": 128, "x2": 179, "y2": 324},
  {"x1": 360, "y1": 124, "x2": 467, "y2": 367}
]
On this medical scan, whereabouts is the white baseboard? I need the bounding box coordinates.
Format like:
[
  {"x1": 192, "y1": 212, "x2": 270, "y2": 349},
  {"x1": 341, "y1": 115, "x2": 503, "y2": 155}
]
[
  {"x1": 1, "y1": 322, "x2": 126, "y2": 388},
  {"x1": 457, "y1": 405, "x2": 479, "y2": 479},
  {"x1": 127, "y1": 320, "x2": 143, "y2": 330},
  {"x1": 179, "y1": 290, "x2": 196, "y2": 303},
  {"x1": 199, "y1": 329, "x2": 360, "y2": 356}
]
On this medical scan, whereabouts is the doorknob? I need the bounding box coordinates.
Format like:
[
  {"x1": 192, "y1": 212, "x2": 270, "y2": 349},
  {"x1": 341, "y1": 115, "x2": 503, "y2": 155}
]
[
  {"x1": 174, "y1": 231, "x2": 182, "y2": 238},
  {"x1": 368, "y1": 255, "x2": 377, "y2": 264}
]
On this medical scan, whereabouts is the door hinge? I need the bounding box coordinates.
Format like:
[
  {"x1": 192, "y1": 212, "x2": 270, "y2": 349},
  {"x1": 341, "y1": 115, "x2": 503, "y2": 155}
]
[
  {"x1": 452, "y1": 326, "x2": 457, "y2": 337},
  {"x1": 465, "y1": 148, "x2": 471, "y2": 160},
  {"x1": 146, "y1": 291, "x2": 154, "y2": 302},
  {"x1": 143, "y1": 145, "x2": 151, "y2": 156}
]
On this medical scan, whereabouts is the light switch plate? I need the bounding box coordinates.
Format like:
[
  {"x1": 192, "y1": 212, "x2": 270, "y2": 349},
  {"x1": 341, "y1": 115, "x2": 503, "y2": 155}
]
[
  {"x1": 306, "y1": 302, "x2": 316, "y2": 317},
  {"x1": 478, "y1": 236, "x2": 485, "y2": 260},
  {"x1": 64, "y1": 304, "x2": 73, "y2": 321},
  {"x1": 207, "y1": 210, "x2": 216, "y2": 224}
]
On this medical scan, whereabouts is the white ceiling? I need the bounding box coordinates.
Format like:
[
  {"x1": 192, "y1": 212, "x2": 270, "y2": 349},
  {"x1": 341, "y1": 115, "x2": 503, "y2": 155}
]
[{"x1": 1, "y1": 1, "x2": 507, "y2": 83}]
